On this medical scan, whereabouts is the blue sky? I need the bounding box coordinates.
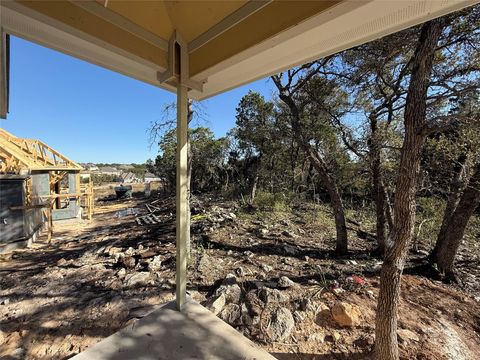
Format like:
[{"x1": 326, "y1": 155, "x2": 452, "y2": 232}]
[{"x1": 1, "y1": 36, "x2": 274, "y2": 163}]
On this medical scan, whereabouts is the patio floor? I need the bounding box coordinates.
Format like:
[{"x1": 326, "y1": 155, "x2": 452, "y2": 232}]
[{"x1": 71, "y1": 299, "x2": 277, "y2": 360}]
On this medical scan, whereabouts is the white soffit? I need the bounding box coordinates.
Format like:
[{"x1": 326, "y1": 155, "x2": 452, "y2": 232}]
[
  {"x1": 1, "y1": 0, "x2": 478, "y2": 101},
  {"x1": 189, "y1": 0, "x2": 479, "y2": 99},
  {"x1": 0, "y1": 3, "x2": 173, "y2": 93}
]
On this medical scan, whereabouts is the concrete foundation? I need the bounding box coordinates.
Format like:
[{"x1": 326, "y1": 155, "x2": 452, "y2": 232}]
[{"x1": 71, "y1": 300, "x2": 277, "y2": 360}]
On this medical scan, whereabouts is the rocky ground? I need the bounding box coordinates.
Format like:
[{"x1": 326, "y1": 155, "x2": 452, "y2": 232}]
[{"x1": 0, "y1": 191, "x2": 479, "y2": 359}]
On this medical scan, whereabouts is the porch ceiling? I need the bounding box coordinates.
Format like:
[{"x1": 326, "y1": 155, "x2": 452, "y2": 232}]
[{"x1": 0, "y1": 0, "x2": 478, "y2": 114}]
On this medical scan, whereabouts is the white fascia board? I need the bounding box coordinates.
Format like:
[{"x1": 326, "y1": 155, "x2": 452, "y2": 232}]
[{"x1": 190, "y1": 0, "x2": 478, "y2": 100}]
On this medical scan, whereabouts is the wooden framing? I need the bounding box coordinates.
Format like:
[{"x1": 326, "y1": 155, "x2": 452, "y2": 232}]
[
  {"x1": 0, "y1": 129, "x2": 94, "y2": 238},
  {"x1": 0, "y1": 128, "x2": 83, "y2": 171}
]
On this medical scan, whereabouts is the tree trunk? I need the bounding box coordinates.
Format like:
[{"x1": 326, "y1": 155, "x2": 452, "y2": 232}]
[
  {"x1": 250, "y1": 174, "x2": 259, "y2": 205},
  {"x1": 309, "y1": 149, "x2": 348, "y2": 254},
  {"x1": 385, "y1": 188, "x2": 394, "y2": 230},
  {"x1": 369, "y1": 122, "x2": 389, "y2": 253},
  {"x1": 432, "y1": 162, "x2": 480, "y2": 276},
  {"x1": 374, "y1": 19, "x2": 445, "y2": 360},
  {"x1": 275, "y1": 91, "x2": 348, "y2": 254},
  {"x1": 430, "y1": 154, "x2": 467, "y2": 260}
]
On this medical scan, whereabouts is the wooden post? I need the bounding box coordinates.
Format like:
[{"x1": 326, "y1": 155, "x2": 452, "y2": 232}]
[{"x1": 176, "y1": 82, "x2": 188, "y2": 311}]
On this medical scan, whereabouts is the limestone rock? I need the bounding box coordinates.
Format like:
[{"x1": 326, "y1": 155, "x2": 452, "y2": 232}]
[
  {"x1": 148, "y1": 256, "x2": 162, "y2": 272},
  {"x1": 269, "y1": 307, "x2": 295, "y2": 341},
  {"x1": 308, "y1": 332, "x2": 325, "y2": 343},
  {"x1": 258, "y1": 228, "x2": 269, "y2": 237},
  {"x1": 397, "y1": 329, "x2": 420, "y2": 343},
  {"x1": 124, "y1": 272, "x2": 150, "y2": 287},
  {"x1": 198, "y1": 255, "x2": 211, "y2": 274},
  {"x1": 125, "y1": 247, "x2": 135, "y2": 256},
  {"x1": 278, "y1": 276, "x2": 295, "y2": 288},
  {"x1": 117, "y1": 268, "x2": 126, "y2": 278},
  {"x1": 293, "y1": 310, "x2": 305, "y2": 322},
  {"x1": 208, "y1": 293, "x2": 226, "y2": 315},
  {"x1": 215, "y1": 274, "x2": 242, "y2": 304},
  {"x1": 56, "y1": 258, "x2": 68, "y2": 266},
  {"x1": 219, "y1": 303, "x2": 241, "y2": 325},
  {"x1": 332, "y1": 331, "x2": 341, "y2": 342},
  {"x1": 261, "y1": 264, "x2": 273, "y2": 272},
  {"x1": 298, "y1": 298, "x2": 313, "y2": 312},
  {"x1": 245, "y1": 290, "x2": 264, "y2": 316},
  {"x1": 331, "y1": 301, "x2": 361, "y2": 327},
  {"x1": 1, "y1": 297, "x2": 10, "y2": 306},
  {"x1": 120, "y1": 256, "x2": 136, "y2": 269},
  {"x1": 258, "y1": 287, "x2": 289, "y2": 303}
]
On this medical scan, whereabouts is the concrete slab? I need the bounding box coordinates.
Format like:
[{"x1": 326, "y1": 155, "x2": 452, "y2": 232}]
[{"x1": 71, "y1": 300, "x2": 277, "y2": 360}]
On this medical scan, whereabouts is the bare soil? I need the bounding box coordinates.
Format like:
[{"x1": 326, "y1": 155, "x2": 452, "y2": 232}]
[{"x1": 1, "y1": 192, "x2": 479, "y2": 360}]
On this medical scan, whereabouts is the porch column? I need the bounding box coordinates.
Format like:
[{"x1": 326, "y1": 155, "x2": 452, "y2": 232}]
[{"x1": 175, "y1": 82, "x2": 188, "y2": 311}]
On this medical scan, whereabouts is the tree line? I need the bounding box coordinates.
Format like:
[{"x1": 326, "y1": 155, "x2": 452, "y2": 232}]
[{"x1": 148, "y1": 6, "x2": 479, "y2": 360}]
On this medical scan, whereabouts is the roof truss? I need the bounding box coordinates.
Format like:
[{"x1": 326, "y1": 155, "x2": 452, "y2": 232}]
[{"x1": 0, "y1": 128, "x2": 83, "y2": 172}]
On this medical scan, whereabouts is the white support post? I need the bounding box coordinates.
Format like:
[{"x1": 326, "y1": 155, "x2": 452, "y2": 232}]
[
  {"x1": 0, "y1": 30, "x2": 9, "y2": 119},
  {"x1": 175, "y1": 82, "x2": 188, "y2": 311}
]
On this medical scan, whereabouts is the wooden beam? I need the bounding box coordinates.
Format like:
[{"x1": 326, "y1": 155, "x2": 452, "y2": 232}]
[{"x1": 35, "y1": 193, "x2": 84, "y2": 199}]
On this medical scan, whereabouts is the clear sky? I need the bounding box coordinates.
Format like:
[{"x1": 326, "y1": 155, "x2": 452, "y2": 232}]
[{"x1": 1, "y1": 36, "x2": 275, "y2": 164}]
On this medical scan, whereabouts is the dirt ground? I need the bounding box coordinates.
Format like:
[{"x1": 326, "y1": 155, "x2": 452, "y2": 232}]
[{"x1": 0, "y1": 190, "x2": 479, "y2": 360}]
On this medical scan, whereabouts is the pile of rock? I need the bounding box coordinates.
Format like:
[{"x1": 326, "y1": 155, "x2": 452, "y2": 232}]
[
  {"x1": 191, "y1": 203, "x2": 238, "y2": 234},
  {"x1": 204, "y1": 272, "x2": 367, "y2": 344},
  {"x1": 205, "y1": 274, "x2": 301, "y2": 341}
]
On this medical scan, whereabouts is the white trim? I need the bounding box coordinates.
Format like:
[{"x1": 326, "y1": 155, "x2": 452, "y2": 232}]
[
  {"x1": 1, "y1": 0, "x2": 477, "y2": 101},
  {"x1": 189, "y1": 0, "x2": 478, "y2": 100},
  {"x1": 188, "y1": 0, "x2": 273, "y2": 53},
  {"x1": 70, "y1": 0, "x2": 169, "y2": 51},
  {"x1": 0, "y1": 3, "x2": 174, "y2": 93},
  {"x1": 158, "y1": 31, "x2": 204, "y2": 92},
  {"x1": 0, "y1": 28, "x2": 8, "y2": 119}
]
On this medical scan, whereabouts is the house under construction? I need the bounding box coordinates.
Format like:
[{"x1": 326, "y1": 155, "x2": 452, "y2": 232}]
[{"x1": 0, "y1": 128, "x2": 93, "y2": 252}]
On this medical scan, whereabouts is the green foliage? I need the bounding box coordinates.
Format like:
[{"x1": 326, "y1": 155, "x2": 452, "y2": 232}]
[
  {"x1": 146, "y1": 6, "x2": 480, "y2": 255},
  {"x1": 252, "y1": 191, "x2": 293, "y2": 212},
  {"x1": 150, "y1": 127, "x2": 229, "y2": 193},
  {"x1": 91, "y1": 174, "x2": 122, "y2": 185},
  {"x1": 416, "y1": 197, "x2": 447, "y2": 244}
]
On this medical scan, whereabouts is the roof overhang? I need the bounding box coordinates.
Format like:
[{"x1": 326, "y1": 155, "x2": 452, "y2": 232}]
[{"x1": 0, "y1": 0, "x2": 478, "y2": 114}]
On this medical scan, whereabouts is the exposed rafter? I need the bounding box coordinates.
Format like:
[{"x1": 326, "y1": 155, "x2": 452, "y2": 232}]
[{"x1": 0, "y1": 128, "x2": 83, "y2": 173}]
